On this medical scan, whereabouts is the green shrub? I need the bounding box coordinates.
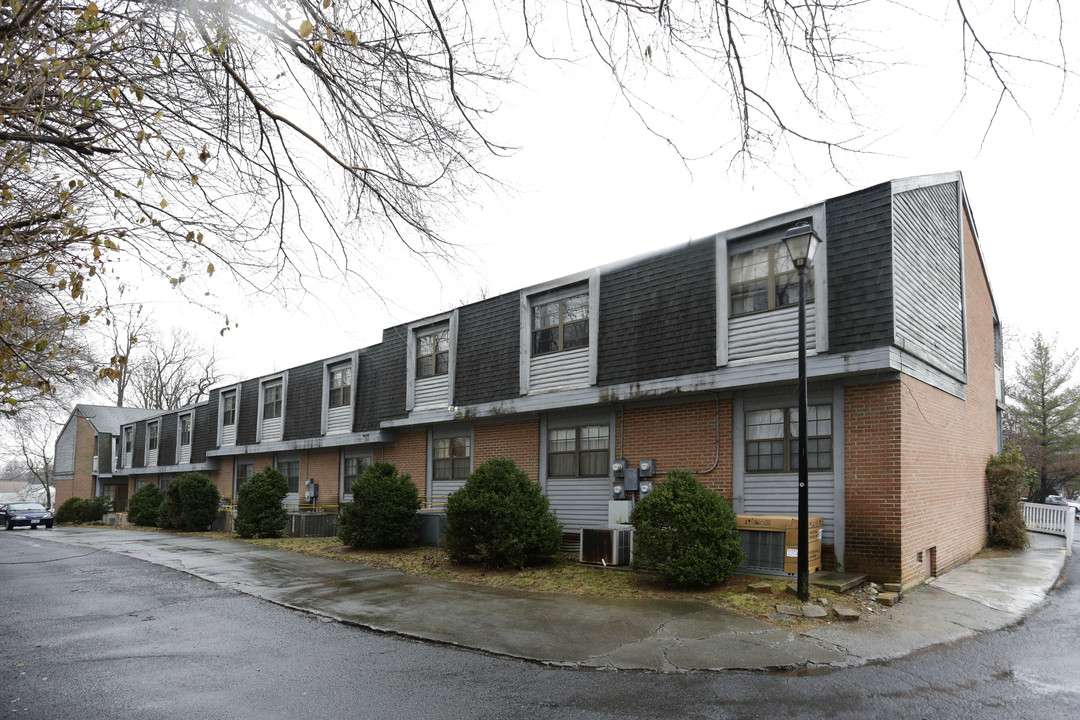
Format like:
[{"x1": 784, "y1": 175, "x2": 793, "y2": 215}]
[
  {"x1": 158, "y1": 473, "x2": 220, "y2": 531},
  {"x1": 629, "y1": 470, "x2": 744, "y2": 588},
  {"x1": 55, "y1": 495, "x2": 112, "y2": 524},
  {"x1": 235, "y1": 466, "x2": 289, "y2": 539},
  {"x1": 987, "y1": 448, "x2": 1032, "y2": 549},
  {"x1": 87, "y1": 495, "x2": 112, "y2": 521},
  {"x1": 444, "y1": 457, "x2": 563, "y2": 569},
  {"x1": 55, "y1": 497, "x2": 90, "y2": 524},
  {"x1": 127, "y1": 483, "x2": 164, "y2": 527},
  {"x1": 339, "y1": 461, "x2": 421, "y2": 548}
]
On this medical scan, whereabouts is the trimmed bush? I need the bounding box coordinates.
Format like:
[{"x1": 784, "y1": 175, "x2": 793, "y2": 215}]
[
  {"x1": 55, "y1": 496, "x2": 112, "y2": 524},
  {"x1": 987, "y1": 448, "x2": 1032, "y2": 549},
  {"x1": 444, "y1": 457, "x2": 563, "y2": 569},
  {"x1": 55, "y1": 497, "x2": 91, "y2": 524},
  {"x1": 629, "y1": 470, "x2": 744, "y2": 588},
  {"x1": 235, "y1": 466, "x2": 289, "y2": 539},
  {"x1": 339, "y1": 461, "x2": 421, "y2": 548},
  {"x1": 158, "y1": 473, "x2": 220, "y2": 532},
  {"x1": 127, "y1": 483, "x2": 164, "y2": 527}
]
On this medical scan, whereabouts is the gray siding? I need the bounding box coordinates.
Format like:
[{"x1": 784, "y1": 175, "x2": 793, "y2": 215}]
[
  {"x1": 825, "y1": 182, "x2": 894, "y2": 352},
  {"x1": 54, "y1": 417, "x2": 77, "y2": 475},
  {"x1": 454, "y1": 293, "x2": 520, "y2": 406},
  {"x1": 191, "y1": 402, "x2": 215, "y2": 464},
  {"x1": 598, "y1": 239, "x2": 716, "y2": 385},
  {"x1": 133, "y1": 421, "x2": 146, "y2": 468},
  {"x1": 158, "y1": 412, "x2": 177, "y2": 466},
  {"x1": 892, "y1": 181, "x2": 964, "y2": 377},
  {"x1": 545, "y1": 478, "x2": 610, "y2": 531},
  {"x1": 284, "y1": 361, "x2": 323, "y2": 440},
  {"x1": 235, "y1": 379, "x2": 260, "y2": 446}
]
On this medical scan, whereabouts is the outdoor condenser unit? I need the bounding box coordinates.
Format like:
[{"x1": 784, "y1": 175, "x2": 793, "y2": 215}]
[{"x1": 579, "y1": 527, "x2": 632, "y2": 566}]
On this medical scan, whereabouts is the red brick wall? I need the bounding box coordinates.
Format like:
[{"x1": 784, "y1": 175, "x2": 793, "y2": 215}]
[
  {"x1": 379, "y1": 430, "x2": 428, "y2": 496},
  {"x1": 619, "y1": 398, "x2": 734, "y2": 498},
  {"x1": 844, "y1": 381, "x2": 903, "y2": 579},
  {"x1": 299, "y1": 450, "x2": 342, "y2": 507},
  {"x1": 212, "y1": 458, "x2": 234, "y2": 503},
  {"x1": 475, "y1": 420, "x2": 541, "y2": 480},
  {"x1": 59, "y1": 412, "x2": 98, "y2": 504}
]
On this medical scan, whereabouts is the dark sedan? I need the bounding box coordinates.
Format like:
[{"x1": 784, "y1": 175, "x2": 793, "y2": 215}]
[{"x1": 1, "y1": 502, "x2": 54, "y2": 530}]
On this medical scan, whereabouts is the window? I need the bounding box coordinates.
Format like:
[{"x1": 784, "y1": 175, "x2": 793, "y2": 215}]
[
  {"x1": 433, "y1": 436, "x2": 471, "y2": 481},
  {"x1": 729, "y1": 243, "x2": 814, "y2": 317},
  {"x1": 263, "y1": 382, "x2": 282, "y2": 420},
  {"x1": 234, "y1": 461, "x2": 253, "y2": 499},
  {"x1": 124, "y1": 427, "x2": 133, "y2": 455},
  {"x1": 416, "y1": 328, "x2": 449, "y2": 378},
  {"x1": 343, "y1": 454, "x2": 372, "y2": 490},
  {"x1": 329, "y1": 365, "x2": 352, "y2": 408},
  {"x1": 222, "y1": 391, "x2": 236, "y2": 426},
  {"x1": 179, "y1": 415, "x2": 191, "y2": 447},
  {"x1": 147, "y1": 422, "x2": 158, "y2": 452},
  {"x1": 547, "y1": 425, "x2": 609, "y2": 477},
  {"x1": 277, "y1": 459, "x2": 300, "y2": 494},
  {"x1": 745, "y1": 405, "x2": 832, "y2": 472},
  {"x1": 532, "y1": 292, "x2": 589, "y2": 355}
]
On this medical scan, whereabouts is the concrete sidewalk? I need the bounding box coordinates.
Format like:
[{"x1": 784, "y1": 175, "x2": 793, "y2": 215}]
[{"x1": 31, "y1": 528, "x2": 1069, "y2": 672}]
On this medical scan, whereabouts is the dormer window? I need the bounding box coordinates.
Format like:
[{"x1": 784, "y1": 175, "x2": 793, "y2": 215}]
[
  {"x1": 263, "y1": 382, "x2": 282, "y2": 420},
  {"x1": 222, "y1": 392, "x2": 236, "y2": 426},
  {"x1": 179, "y1": 415, "x2": 191, "y2": 447},
  {"x1": 416, "y1": 328, "x2": 449, "y2": 378},
  {"x1": 729, "y1": 243, "x2": 814, "y2": 317},
  {"x1": 329, "y1": 365, "x2": 352, "y2": 408},
  {"x1": 148, "y1": 422, "x2": 158, "y2": 451},
  {"x1": 532, "y1": 291, "x2": 588, "y2": 355}
]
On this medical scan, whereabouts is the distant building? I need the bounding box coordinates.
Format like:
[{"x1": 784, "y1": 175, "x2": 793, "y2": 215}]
[{"x1": 54, "y1": 172, "x2": 1003, "y2": 587}]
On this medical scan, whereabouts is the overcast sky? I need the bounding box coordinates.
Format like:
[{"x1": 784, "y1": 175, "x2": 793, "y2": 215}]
[{"x1": 71, "y1": 3, "x2": 1080, "y2": 402}]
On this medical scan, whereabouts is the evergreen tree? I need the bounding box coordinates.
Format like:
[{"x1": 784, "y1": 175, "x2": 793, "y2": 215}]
[{"x1": 1009, "y1": 332, "x2": 1080, "y2": 501}]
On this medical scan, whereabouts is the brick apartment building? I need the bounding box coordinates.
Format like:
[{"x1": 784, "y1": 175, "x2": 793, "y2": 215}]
[{"x1": 54, "y1": 172, "x2": 1003, "y2": 588}]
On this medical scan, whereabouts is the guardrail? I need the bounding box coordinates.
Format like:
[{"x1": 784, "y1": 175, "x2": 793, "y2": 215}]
[{"x1": 1021, "y1": 502, "x2": 1075, "y2": 556}]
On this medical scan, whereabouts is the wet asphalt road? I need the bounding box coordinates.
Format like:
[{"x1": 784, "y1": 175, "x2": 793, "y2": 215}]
[{"x1": 2, "y1": 529, "x2": 1078, "y2": 719}]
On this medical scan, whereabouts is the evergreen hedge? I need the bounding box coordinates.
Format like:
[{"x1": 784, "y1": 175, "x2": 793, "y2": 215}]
[
  {"x1": 338, "y1": 461, "x2": 421, "y2": 548},
  {"x1": 158, "y1": 472, "x2": 220, "y2": 532},
  {"x1": 234, "y1": 467, "x2": 289, "y2": 539},
  {"x1": 127, "y1": 483, "x2": 164, "y2": 527},
  {"x1": 629, "y1": 470, "x2": 744, "y2": 588},
  {"x1": 444, "y1": 457, "x2": 562, "y2": 569}
]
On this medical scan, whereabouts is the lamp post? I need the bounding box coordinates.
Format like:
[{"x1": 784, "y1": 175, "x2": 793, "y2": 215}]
[{"x1": 782, "y1": 222, "x2": 820, "y2": 603}]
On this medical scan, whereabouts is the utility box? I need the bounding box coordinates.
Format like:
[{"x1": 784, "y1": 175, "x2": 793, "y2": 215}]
[{"x1": 736, "y1": 514, "x2": 823, "y2": 576}]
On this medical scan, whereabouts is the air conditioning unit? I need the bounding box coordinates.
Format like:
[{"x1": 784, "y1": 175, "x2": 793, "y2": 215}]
[
  {"x1": 736, "y1": 514, "x2": 822, "y2": 576},
  {"x1": 579, "y1": 527, "x2": 632, "y2": 566}
]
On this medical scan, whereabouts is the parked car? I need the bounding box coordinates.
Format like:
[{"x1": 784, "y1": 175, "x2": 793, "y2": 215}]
[{"x1": 0, "y1": 502, "x2": 54, "y2": 530}]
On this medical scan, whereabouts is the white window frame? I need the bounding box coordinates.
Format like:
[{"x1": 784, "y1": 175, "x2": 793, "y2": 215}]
[
  {"x1": 217, "y1": 384, "x2": 241, "y2": 446},
  {"x1": 341, "y1": 448, "x2": 374, "y2": 503},
  {"x1": 176, "y1": 411, "x2": 195, "y2": 463},
  {"x1": 145, "y1": 420, "x2": 159, "y2": 466},
  {"x1": 405, "y1": 310, "x2": 457, "y2": 412},
  {"x1": 715, "y1": 204, "x2": 828, "y2": 367},
  {"x1": 320, "y1": 353, "x2": 358, "y2": 435},
  {"x1": 256, "y1": 373, "x2": 288, "y2": 443},
  {"x1": 276, "y1": 453, "x2": 301, "y2": 497},
  {"x1": 519, "y1": 271, "x2": 600, "y2": 396}
]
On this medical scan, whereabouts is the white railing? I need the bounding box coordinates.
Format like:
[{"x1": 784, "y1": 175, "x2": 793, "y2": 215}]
[{"x1": 1021, "y1": 502, "x2": 1075, "y2": 556}]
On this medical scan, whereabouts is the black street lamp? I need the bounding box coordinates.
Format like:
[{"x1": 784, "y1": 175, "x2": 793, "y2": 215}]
[{"x1": 782, "y1": 222, "x2": 821, "y2": 603}]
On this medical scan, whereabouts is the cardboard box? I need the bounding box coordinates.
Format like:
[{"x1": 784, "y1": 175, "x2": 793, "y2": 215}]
[
  {"x1": 783, "y1": 540, "x2": 822, "y2": 575},
  {"x1": 736, "y1": 514, "x2": 823, "y2": 531}
]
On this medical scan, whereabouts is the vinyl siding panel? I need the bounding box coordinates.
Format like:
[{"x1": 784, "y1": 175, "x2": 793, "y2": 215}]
[
  {"x1": 326, "y1": 405, "x2": 351, "y2": 434},
  {"x1": 454, "y1": 293, "x2": 520, "y2": 406},
  {"x1": 98, "y1": 434, "x2": 113, "y2": 474},
  {"x1": 598, "y1": 239, "x2": 716, "y2": 384},
  {"x1": 742, "y1": 472, "x2": 836, "y2": 545},
  {"x1": 545, "y1": 477, "x2": 610, "y2": 531},
  {"x1": 892, "y1": 181, "x2": 964, "y2": 377},
  {"x1": 825, "y1": 183, "x2": 894, "y2": 352},
  {"x1": 530, "y1": 347, "x2": 590, "y2": 393},
  {"x1": 414, "y1": 375, "x2": 449, "y2": 410},
  {"x1": 54, "y1": 418, "x2": 77, "y2": 475},
  {"x1": 729, "y1": 305, "x2": 816, "y2": 361},
  {"x1": 284, "y1": 361, "x2": 323, "y2": 440}
]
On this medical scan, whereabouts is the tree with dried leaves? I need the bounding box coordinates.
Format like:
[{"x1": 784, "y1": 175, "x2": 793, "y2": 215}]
[
  {"x1": 1007, "y1": 332, "x2": 1080, "y2": 502},
  {"x1": 0, "y1": 0, "x2": 1072, "y2": 411}
]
